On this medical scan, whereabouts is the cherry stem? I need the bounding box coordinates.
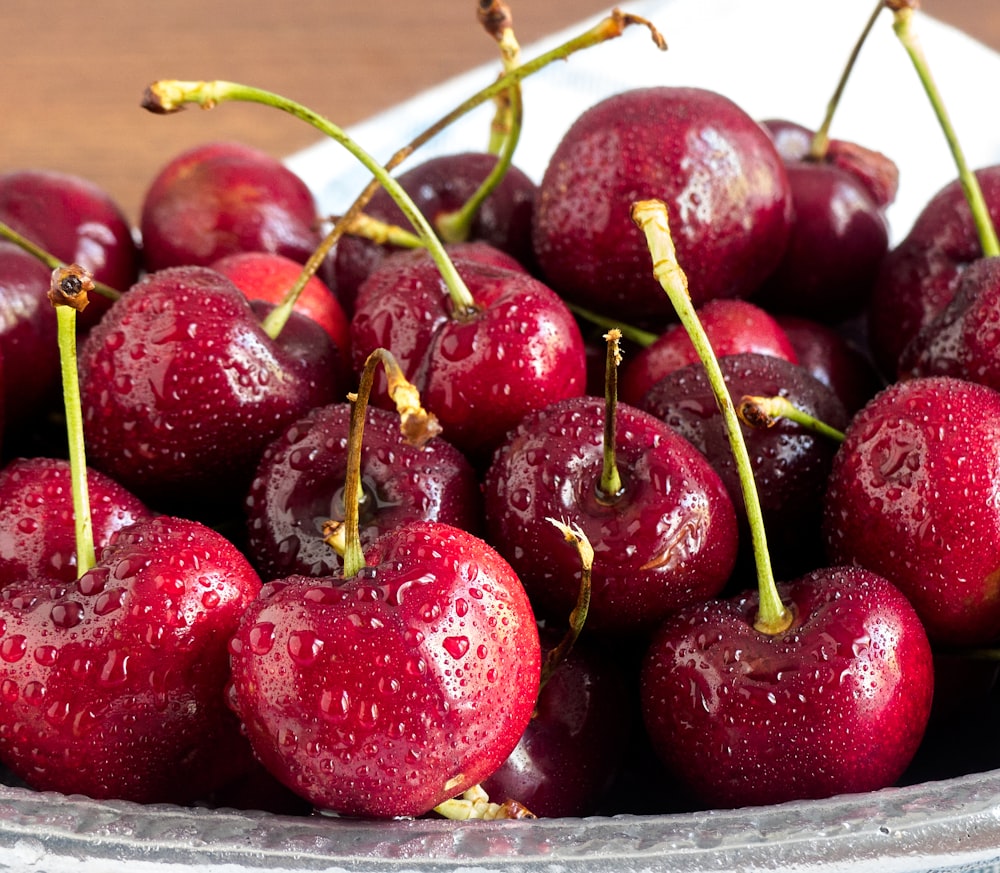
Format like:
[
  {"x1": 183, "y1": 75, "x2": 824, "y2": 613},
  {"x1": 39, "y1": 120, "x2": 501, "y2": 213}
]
[
  {"x1": 539, "y1": 519, "x2": 594, "y2": 692},
  {"x1": 599, "y1": 329, "x2": 624, "y2": 501},
  {"x1": 565, "y1": 301, "x2": 659, "y2": 347},
  {"x1": 479, "y1": 0, "x2": 521, "y2": 155},
  {"x1": 631, "y1": 200, "x2": 791, "y2": 636},
  {"x1": 334, "y1": 212, "x2": 424, "y2": 249},
  {"x1": 0, "y1": 220, "x2": 121, "y2": 302},
  {"x1": 340, "y1": 348, "x2": 442, "y2": 578},
  {"x1": 434, "y1": 0, "x2": 524, "y2": 244},
  {"x1": 143, "y1": 80, "x2": 480, "y2": 322},
  {"x1": 48, "y1": 265, "x2": 97, "y2": 577},
  {"x1": 737, "y1": 395, "x2": 847, "y2": 443},
  {"x1": 888, "y1": 2, "x2": 1000, "y2": 258},
  {"x1": 434, "y1": 784, "x2": 534, "y2": 820},
  {"x1": 809, "y1": 0, "x2": 885, "y2": 160}
]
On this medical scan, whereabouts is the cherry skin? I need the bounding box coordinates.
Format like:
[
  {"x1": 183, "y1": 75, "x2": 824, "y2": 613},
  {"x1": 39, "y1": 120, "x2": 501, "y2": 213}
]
[
  {"x1": 0, "y1": 515, "x2": 262, "y2": 804},
  {"x1": 531, "y1": 86, "x2": 792, "y2": 324},
  {"x1": 329, "y1": 151, "x2": 537, "y2": 315},
  {"x1": 211, "y1": 250, "x2": 352, "y2": 359},
  {"x1": 640, "y1": 566, "x2": 934, "y2": 809},
  {"x1": 245, "y1": 402, "x2": 483, "y2": 580},
  {"x1": 774, "y1": 314, "x2": 883, "y2": 415},
  {"x1": 139, "y1": 140, "x2": 324, "y2": 274},
  {"x1": 350, "y1": 247, "x2": 586, "y2": 465},
  {"x1": 484, "y1": 394, "x2": 739, "y2": 634},
  {"x1": 0, "y1": 457, "x2": 150, "y2": 587},
  {"x1": 867, "y1": 165, "x2": 1000, "y2": 378},
  {"x1": 640, "y1": 353, "x2": 849, "y2": 577},
  {"x1": 763, "y1": 118, "x2": 899, "y2": 210},
  {"x1": 0, "y1": 242, "x2": 59, "y2": 427},
  {"x1": 77, "y1": 265, "x2": 343, "y2": 513},
  {"x1": 226, "y1": 519, "x2": 541, "y2": 819},
  {"x1": 619, "y1": 298, "x2": 799, "y2": 408},
  {"x1": 896, "y1": 255, "x2": 1000, "y2": 388},
  {"x1": 824, "y1": 375, "x2": 1000, "y2": 646},
  {"x1": 0, "y1": 168, "x2": 141, "y2": 329},
  {"x1": 480, "y1": 629, "x2": 634, "y2": 817},
  {"x1": 751, "y1": 159, "x2": 890, "y2": 323}
]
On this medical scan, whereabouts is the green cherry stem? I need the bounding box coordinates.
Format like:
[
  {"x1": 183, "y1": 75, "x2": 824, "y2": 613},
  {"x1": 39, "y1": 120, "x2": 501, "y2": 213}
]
[
  {"x1": 144, "y1": 79, "x2": 480, "y2": 323},
  {"x1": 809, "y1": 0, "x2": 885, "y2": 160},
  {"x1": 566, "y1": 301, "x2": 660, "y2": 348},
  {"x1": 48, "y1": 265, "x2": 97, "y2": 577},
  {"x1": 737, "y1": 394, "x2": 847, "y2": 443},
  {"x1": 0, "y1": 220, "x2": 121, "y2": 302},
  {"x1": 599, "y1": 329, "x2": 624, "y2": 500},
  {"x1": 888, "y1": 0, "x2": 1000, "y2": 258},
  {"x1": 339, "y1": 348, "x2": 442, "y2": 579},
  {"x1": 631, "y1": 199, "x2": 791, "y2": 636}
]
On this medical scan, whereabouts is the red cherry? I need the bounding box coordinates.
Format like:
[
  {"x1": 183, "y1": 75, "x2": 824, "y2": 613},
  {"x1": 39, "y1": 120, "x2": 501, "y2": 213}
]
[
  {"x1": 212, "y1": 250, "x2": 351, "y2": 358},
  {"x1": 0, "y1": 457, "x2": 150, "y2": 587},
  {"x1": 0, "y1": 515, "x2": 262, "y2": 804},
  {"x1": 350, "y1": 248, "x2": 586, "y2": 464},
  {"x1": 227, "y1": 520, "x2": 540, "y2": 818},
  {"x1": 640, "y1": 566, "x2": 934, "y2": 809}
]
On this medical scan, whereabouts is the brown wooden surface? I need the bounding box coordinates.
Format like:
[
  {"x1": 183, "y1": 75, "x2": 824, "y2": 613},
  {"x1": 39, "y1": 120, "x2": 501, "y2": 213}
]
[{"x1": 2, "y1": 0, "x2": 996, "y2": 224}]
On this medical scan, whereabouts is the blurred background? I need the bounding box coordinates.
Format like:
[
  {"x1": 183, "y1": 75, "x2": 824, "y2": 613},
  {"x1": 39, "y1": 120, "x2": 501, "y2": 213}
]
[{"x1": 2, "y1": 0, "x2": 994, "y2": 223}]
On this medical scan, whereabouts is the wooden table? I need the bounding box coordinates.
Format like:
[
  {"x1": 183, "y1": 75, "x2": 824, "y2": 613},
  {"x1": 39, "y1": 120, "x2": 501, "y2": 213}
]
[{"x1": 2, "y1": 0, "x2": 996, "y2": 224}]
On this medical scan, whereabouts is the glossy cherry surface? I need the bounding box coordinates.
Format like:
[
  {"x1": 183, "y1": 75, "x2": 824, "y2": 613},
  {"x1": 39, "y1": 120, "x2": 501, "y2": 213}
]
[
  {"x1": 640, "y1": 566, "x2": 934, "y2": 809},
  {"x1": 227, "y1": 520, "x2": 540, "y2": 818}
]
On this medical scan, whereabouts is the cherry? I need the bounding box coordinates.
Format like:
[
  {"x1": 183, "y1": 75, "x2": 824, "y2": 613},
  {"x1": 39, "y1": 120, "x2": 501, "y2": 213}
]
[
  {"x1": 531, "y1": 86, "x2": 792, "y2": 324},
  {"x1": 139, "y1": 140, "x2": 324, "y2": 274},
  {"x1": 211, "y1": 250, "x2": 351, "y2": 358},
  {"x1": 867, "y1": 167, "x2": 1000, "y2": 378},
  {"x1": 0, "y1": 514, "x2": 262, "y2": 803},
  {"x1": 77, "y1": 265, "x2": 342, "y2": 513},
  {"x1": 619, "y1": 298, "x2": 799, "y2": 408},
  {"x1": 480, "y1": 628, "x2": 633, "y2": 817},
  {"x1": 0, "y1": 242, "x2": 59, "y2": 426},
  {"x1": 0, "y1": 457, "x2": 150, "y2": 587},
  {"x1": 350, "y1": 247, "x2": 586, "y2": 465},
  {"x1": 774, "y1": 314, "x2": 883, "y2": 414},
  {"x1": 896, "y1": 255, "x2": 1000, "y2": 386},
  {"x1": 751, "y1": 156, "x2": 890, "y2": 323},
  {"x1": 765, "y1": 119, "x2": 899, "y2": 211},
  {"x1": 329, "y1": 150, "x2": 538, "y2": 315},
  {"x1": 824, "y1": 375, "x2": 1000, "y2": 646},
  {"x1": 245, "y1": 402, "x2": 482, "y2": 580},
  {"x1": 640, "y1": 566, "x2": 935, "y2": 809},
  {"x1": 632, "y1": 199, "x2": 933, "y2": 810},
  {"x1": 640, "y1": 352, "x2": 849, "y2": 576},
  {"x1": 484, "y1": 393, "x2": 738, "y2": 634},
  {"x1": 0, "y1": 169, "x2": 139, "y2": 330}
]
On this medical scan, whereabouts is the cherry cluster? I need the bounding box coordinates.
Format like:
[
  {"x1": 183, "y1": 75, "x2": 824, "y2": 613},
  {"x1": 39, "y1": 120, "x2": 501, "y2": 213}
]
[{"x1": 0, "y1": 1, "x2": 997, "y2": 827}]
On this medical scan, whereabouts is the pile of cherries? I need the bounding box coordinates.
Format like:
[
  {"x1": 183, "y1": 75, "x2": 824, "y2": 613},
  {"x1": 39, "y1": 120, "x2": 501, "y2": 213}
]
[{"x1": 1, "y1": 2, "x2": 1000, "y2": 827}]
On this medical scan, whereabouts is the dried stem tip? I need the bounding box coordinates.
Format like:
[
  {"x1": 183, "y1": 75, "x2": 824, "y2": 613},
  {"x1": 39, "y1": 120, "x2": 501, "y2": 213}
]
[{"x1": 48, "y1": 264, "x2": 93, "y2": 312}]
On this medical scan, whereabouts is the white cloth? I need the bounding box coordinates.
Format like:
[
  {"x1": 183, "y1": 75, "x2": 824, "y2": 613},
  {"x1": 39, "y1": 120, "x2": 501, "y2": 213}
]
[{"x1": 285, "y1": 0, "x2": 1000, "y2": 245}]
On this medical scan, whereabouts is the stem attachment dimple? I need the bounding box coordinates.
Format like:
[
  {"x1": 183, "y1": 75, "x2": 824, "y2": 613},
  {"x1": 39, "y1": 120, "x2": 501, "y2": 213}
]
[
  {"x1": 48, "y1": 264, "x2": 97, "y2": 577},
  {"x1": 631, "y1": 200, "x2": 791, "y2": 636}
]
